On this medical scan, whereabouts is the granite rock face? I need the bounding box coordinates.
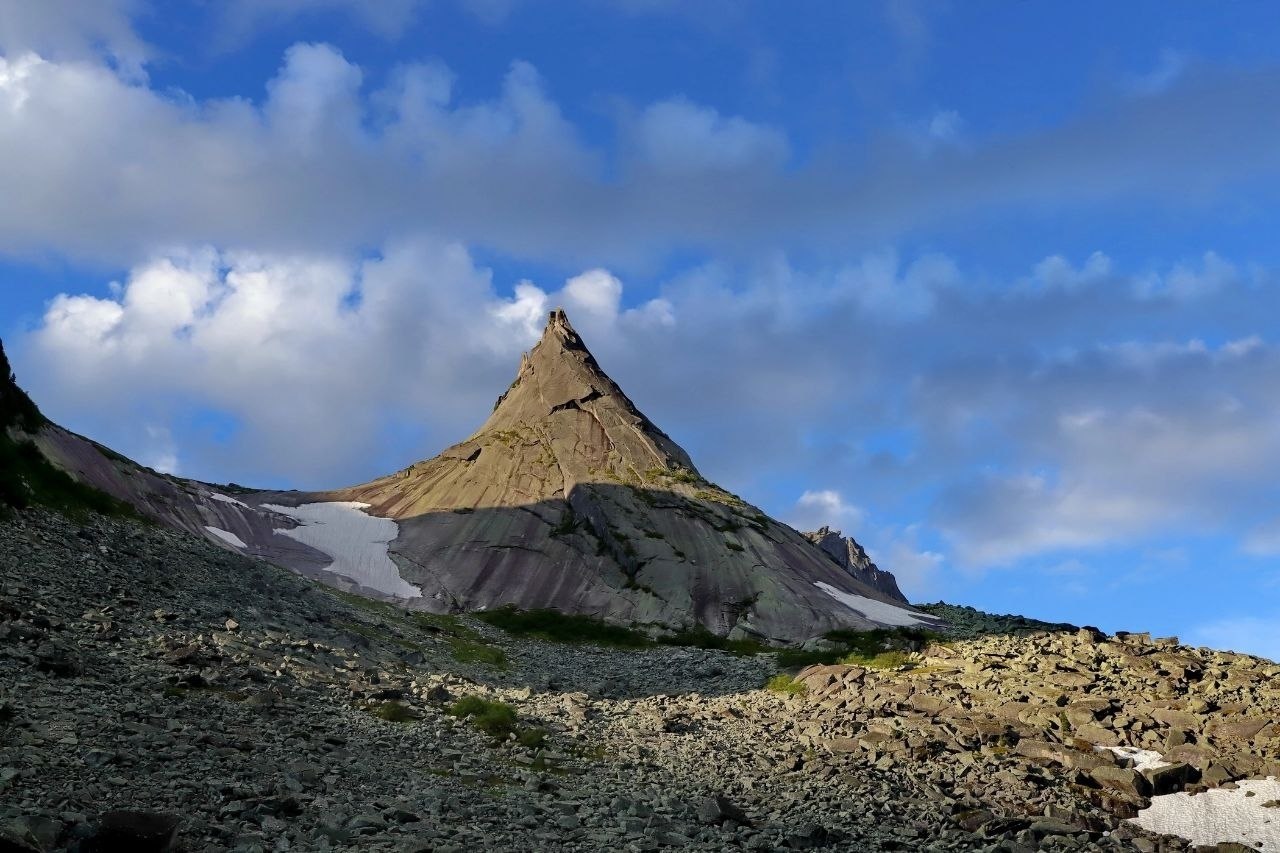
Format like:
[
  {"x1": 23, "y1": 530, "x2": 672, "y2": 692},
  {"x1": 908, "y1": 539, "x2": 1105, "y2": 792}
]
[{"x1": 801, "y1": 527, "x2": 907, "y2": 604}]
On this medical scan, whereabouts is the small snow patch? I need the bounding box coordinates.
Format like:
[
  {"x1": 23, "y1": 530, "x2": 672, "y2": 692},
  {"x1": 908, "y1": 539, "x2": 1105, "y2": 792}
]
[
  {"x1": 205, "y1": 526, "x2": 247, "y2": 549},
  {"x1": 1132, "y1": 776, "x2": 1280, "y2": 851},
  {"x1": 263, "y1": 502, "x2": 421, "y2": 599},
  {"x1": 208, "y1": 492, "x2": 250, "y2": 508},
  {"x1": 813, "y1": 581, "x2": 937, "y2": 627},
  {"x1": 1100, "y1": 746, "x2": 1171, "y2": 773}
]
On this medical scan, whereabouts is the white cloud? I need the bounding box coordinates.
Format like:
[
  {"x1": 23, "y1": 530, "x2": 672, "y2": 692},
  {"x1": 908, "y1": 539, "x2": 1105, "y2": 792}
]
[
  {"x1": 929, "y1": 334, "x2": 1280, "y2": 567},
  {"x1": 26, "y1": 237, "x2": 673, "y2": 485},
  {"x1": 0, "y1": 0, "x2": 147, "y2": 77},
  {"x1": 875, "y1": 527, "x2": 944, "y2": 597},
  {"x1": 1, "y1": 44, "x2": 1280, "y2": 266},
  {"x1": 1027, "y1": 251, "x2": 1112, "y2": 292},
  {"x1": 632, "y1": 97, "x2": 789, "y2": 174},
  {"x1": 789, "y1": 489, "x2": 864, "y2": 533},
  {"x1": 835, "y1": 249, "x2": 957, "y2": 321},
  {"x1": 1243, "y1": 519, "x2": 1280, "y2": 557},
  {"x1": 141, "y1": 424, "x2": 179, "y2": 475},
  {"x1": 1135, "y1": 251, "x2": 1238, "y2": 300}
]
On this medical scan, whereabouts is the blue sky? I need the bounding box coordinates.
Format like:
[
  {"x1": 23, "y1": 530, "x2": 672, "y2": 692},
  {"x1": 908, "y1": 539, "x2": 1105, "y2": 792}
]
[{"x1": 3, "y1": 1, "x2": 1280, "y2": 656}]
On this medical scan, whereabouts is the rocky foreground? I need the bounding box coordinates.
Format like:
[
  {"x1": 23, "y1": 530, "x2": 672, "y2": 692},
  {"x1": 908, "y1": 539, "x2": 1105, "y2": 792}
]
[{"x1": 2, "y1": 509, "x2": 1277, "y2": 852}]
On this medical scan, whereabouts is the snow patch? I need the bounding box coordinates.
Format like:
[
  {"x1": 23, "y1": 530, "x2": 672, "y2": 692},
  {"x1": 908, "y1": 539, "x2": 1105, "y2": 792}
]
[
  {"x1": 263, "y1": 501, "x2": 421, "y2": 599},
  {"x1": 813, "y1": 581, "x2": 937, "y2": 627},
  {"x1": 205, "y1": 526, "x2": 247, "y2": 549},
  {"x1": 1100, "y1": 746, "x2": 1171, "y2": 772},
  {"x1": 1132, "y1": 776, "x2": 1280, "y2": 851},
  {"x1": 208, "y1": 492, "x2": 250, "y2": 508}
]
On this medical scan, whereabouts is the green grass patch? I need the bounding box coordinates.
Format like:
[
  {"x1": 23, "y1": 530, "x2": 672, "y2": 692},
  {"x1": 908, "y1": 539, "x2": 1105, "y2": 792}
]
[
  {"x1": 725, "y1": 540, "x2": 744, "y2": 552},
  {"x1": 448, "y1": 695, "x2": 519, "y2": 739},
  {"x1": 765, "y1": 674, "x2": 807, "y2": 695},
  {"x1": 774, "y1": 647, "x2": 839, "y2": 668},
  {"x1": 476, "y1": 606, "x2": 650, "y2": 648},
  {"x1": 658, "y1": 627, "x2": 767, "y2": 656},
  {"x1": 326, "y1": 587, "x2": 399, "y2": 616},
  {"x1": 774, "y1": 626, "x2": 946, "y2": 669},
  {"x1": 370, "y1": 701, "x2": 415, "y2": 723},
  {"x1": 842, "y1": 649, "x2": 913, "y2": 669},
  {"x1": 406, "y1": 612, "x2": 507, "y2": 669},
  {"x1": 448, "y1": 638, "x2": 507, "y2": 669}
]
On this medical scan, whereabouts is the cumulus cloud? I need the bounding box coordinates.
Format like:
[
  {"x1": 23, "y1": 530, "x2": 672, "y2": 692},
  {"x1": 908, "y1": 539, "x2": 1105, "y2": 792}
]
[
  {"x1": 927, "y1": 333, "x2": 1280, "y2": 566},
  {"x1": 631, "y1": 97, "x2": 789, "y2": 174},
  {"x1": 3, "y1": 42, "x2": 1280, "y2": 267},
  {"x1": 26, "y1": 237, "x2": 674, "y2": 486},
  {"x1": 788, "y1": 489, "x2": 865, "y2": 533},
  {"x1": 0, "y1": 0, "x2": 147, "y2": 77}
]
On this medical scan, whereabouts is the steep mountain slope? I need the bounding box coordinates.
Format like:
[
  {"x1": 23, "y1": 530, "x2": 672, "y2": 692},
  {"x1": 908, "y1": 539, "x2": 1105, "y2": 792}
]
[
  {"x1": 0, "y1": 316, "x2": 930, "y2": 642},
  {"x1": 321, "y1": 309, "x2": 928, "y2": 641},
  {"x1": 802, "y1": 526, "x2": 907, "y2": 603}
]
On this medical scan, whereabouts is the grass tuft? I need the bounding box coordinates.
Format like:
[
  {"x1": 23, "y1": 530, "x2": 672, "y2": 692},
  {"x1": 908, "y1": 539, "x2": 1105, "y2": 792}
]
[
  {"x1": 765, "y1": 674, "x2": 807, "y2": 695},
  {"x1": 448, "y1": 695, "x2": 519, "y2": 739},
  {"x1": 370, "y1": 701, "x2": 415, "y2": 723}
]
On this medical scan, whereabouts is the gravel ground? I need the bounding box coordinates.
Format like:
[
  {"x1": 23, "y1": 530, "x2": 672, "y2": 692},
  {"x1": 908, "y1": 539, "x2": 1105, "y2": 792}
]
[{"x1": 0, "y1": 509, "x2": 1261, "y2": 852}]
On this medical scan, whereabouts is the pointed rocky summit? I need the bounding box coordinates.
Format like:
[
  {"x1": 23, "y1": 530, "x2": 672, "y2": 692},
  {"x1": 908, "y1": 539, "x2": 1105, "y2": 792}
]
[{"x1": 326, "y1": 309, "x2": 930, "y2": 641}]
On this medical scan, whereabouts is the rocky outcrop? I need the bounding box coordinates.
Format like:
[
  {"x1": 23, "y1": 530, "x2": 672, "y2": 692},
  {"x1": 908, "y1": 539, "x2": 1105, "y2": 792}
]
[
  {"x1": 790, "y1": 626, "x2": 1280, "y2": 837},
  {"x1": 801, "y1": 527, "x2": 907, "y2": 603}
]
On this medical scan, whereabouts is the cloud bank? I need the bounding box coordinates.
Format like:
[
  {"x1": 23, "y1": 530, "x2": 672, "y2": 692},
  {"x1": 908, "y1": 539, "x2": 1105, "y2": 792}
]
[{"x1": 3, "y1": 42, "x2": 1280, "y2": 267}]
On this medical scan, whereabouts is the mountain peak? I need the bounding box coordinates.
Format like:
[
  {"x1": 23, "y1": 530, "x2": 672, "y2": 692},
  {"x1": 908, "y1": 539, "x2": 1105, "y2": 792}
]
[{"x1": 324, "y1": 312, "x2": 932, "y2": 641}]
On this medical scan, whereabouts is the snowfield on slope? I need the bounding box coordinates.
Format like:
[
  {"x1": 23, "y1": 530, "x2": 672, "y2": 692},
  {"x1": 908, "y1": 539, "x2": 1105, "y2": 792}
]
[
  {"x1": 204, "y1": 526, "x2": 247, "y2": 549},
  {"x1": 263, "y1": 501, "x2": 422, "y2": 599},
  {"x1": 813, "y1": 581, "x2": 940, "y2": 627},
  {"x1": 1100, "y1": 746, "x2": 1170, "y2": 772},
  {"x1": 1131, "y1": 776, "x2": 1280, "y2": 851}
]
